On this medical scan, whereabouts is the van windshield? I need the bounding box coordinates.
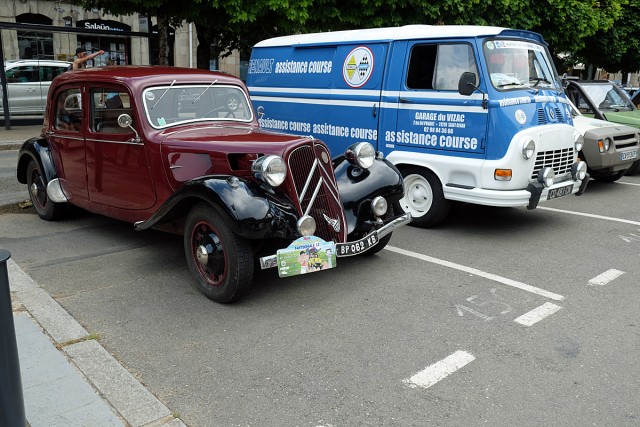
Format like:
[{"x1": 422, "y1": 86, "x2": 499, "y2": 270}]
[{"x1": 483, "y1": 39, "x2": 560, "y2": 91}]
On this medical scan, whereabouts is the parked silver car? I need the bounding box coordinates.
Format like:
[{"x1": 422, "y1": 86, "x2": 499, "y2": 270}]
[{"x1": 1, "y1": 59, "x2": 71, "y2": 116}]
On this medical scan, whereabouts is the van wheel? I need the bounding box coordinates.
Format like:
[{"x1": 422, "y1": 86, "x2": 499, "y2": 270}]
[
  {"x1": 184, "y1": 203, "x2": 253, "y2": 303},
  {"x1": 396, "y1": 166, "x2": 451, "y2": 228},
  {"x1": 26, "y1": 160, "x2": 67, "y2": 221},
  {"x1": 625, "y1": 160, "x2": 640, "y2": 176}
]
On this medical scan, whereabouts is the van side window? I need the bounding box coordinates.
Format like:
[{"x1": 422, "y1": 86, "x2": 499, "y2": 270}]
[{"x1": 407, "y1": 43, "x2": 478, "y2": 91}]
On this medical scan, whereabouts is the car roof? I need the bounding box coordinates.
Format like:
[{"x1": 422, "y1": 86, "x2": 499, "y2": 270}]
[
  {"x1": 4, "y1": 59, "x2": 72, "y2": 68},
  {"x1": 51, "y1": 66, "x2": 242, "y2": 92}
]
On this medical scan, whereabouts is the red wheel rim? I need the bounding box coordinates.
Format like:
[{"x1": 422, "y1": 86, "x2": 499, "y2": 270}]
[
  {"x1": 29, "y1": 168, "x2": 48, "y2": 211},
  {"x1": 190, "y1": 220, "x2": 226, "y2": 288}
]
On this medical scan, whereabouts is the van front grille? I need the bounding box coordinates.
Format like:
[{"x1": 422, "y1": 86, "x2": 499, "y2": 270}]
[{"x1": 531, "y1": 147, "x2": 575, "y2": 180}]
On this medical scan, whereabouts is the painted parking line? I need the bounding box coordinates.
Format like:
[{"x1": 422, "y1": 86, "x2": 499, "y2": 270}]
[
  {"x1": 538, "y1": 207, "x2": 640, "y2": 226},
  {"x1": 514, "y1": 302, "x2": 562, "y2": 326},
  {"x1": 616, "y1": 181, "x2": 640, "y2": 187},
  {"x1": 385, "y1": 245, "x2": 564, "y2": 301},
  {"x1": 403, "y1": 351, "x2": 475, "y2": 389},
  {"x1": 588, "y1": 269, "x2": 625, "y2": 286}
]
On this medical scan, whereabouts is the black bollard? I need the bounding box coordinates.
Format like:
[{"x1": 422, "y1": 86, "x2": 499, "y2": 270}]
[{"x1": 0, "y1": 250, "x2": 26, "y2": 427}]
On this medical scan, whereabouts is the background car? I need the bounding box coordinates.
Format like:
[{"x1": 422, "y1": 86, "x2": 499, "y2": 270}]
[
  {"x1": 1, "y1": 59, "x2": 71, "y2": 116},
  {"x1": 566, "y1": 80, "x2": 640, "y2": 175},
  {"x1": 569, "y1": 100, "x2": 639, "y2": 182}
]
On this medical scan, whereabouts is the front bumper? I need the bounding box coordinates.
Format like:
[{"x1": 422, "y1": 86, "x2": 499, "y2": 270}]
[{"x1": 259, "y1": 212, "x2": 412, "y2": 269}]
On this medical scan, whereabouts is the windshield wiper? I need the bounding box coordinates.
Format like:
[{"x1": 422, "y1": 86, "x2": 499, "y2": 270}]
[
  {"x1": 191, "y1": 79, "x2": 218, "y2": 105},
  {"x1": 497, "y1": 82, "x2": 523, "y2": 88},
  {"x1": 530, "y1": 77, "x2": 552, "y2": 87},
  {"x1": 151, "y1": 79, "x2": 176, "y2": 110}
]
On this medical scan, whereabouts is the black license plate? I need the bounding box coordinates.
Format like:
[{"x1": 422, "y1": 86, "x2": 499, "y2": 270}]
[
  {"x1": 336, "y1": 232, "x2": 379, "y2": 256},
  {"x1": 547, "y1": 184, "x2": 574, "y2": 200}
]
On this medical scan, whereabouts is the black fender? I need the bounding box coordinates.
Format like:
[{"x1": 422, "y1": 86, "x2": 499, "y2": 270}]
[
  {"x1": 135, "y1": 175, "x2": 301, "y2": 240},
  {"x1": 16, "y1": 137, "x2": 57, "y2": 184},
  {"x1": 332, "y1": 156, "x2": 404, "y2": 235}
]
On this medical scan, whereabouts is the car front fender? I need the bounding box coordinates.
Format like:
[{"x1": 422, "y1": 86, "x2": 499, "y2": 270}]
[
  {"x1": 134, "y1": 175, "x2": 300, "y2": 240},
  {"x1": 332, "y1": 157, "x2": 405, "y2": 235}
]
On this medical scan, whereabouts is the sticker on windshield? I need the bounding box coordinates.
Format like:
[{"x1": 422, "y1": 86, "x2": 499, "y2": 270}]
[
  {"x1": 145, "y1": 92, "x2": 155, "y2": 101},
  {"x1": 486, "y1": 41, "x2": 495, "y2": 50},
  {"x1": 343, "y1": 46, "x2": 373, "y2": 88},
  {"x1": 493, "y1": 40, "x2": 544, "y2": 52}
]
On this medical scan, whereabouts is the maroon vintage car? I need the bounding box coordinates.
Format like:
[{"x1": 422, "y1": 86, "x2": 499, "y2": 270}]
[{"x1": 16, "y1": 66, "x2": 410, "y2": 302}]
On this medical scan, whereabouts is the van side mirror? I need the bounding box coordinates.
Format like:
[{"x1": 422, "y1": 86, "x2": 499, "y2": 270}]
[{"x1": 458, "y1": 72, "x2": 477, "y2": 96}]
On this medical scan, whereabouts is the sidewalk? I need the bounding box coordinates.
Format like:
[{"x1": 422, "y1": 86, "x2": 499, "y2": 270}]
[{"x1": 2, "y1": 123, "x2": 186, "y2": 426}]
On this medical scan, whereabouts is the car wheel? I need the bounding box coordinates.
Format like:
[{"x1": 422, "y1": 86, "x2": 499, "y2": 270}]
[
  {"x1": 26, "y1": 160, "x2": 66, "y2": 221},
  {"x1": 625, "y1": 160, "x2": 640, "y2": 176},
  {"x1": 396, "y1": 166, "x2": 451, "y2": 228},
  {"x1": 184, "y1": 203, "x2": 253, "y2": 303},
  {"x1": 591, "y1": 170, "x2": 626, "y2": 183}
]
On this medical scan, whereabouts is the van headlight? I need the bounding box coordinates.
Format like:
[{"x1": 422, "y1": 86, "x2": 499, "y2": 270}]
[
  {"x1": 345, "y1": 142, "x2": 375, "y2": 169},
  {"x1": 537, "y1": 167, "x2": 555, "y2": 188},
  {"x1": 574, "y1": 131, "x2": 584, "y2": 152},
  {"x1": 572, "y1": 161, "x2": 587, "y2": 181},
  {"x1": 522, "y1": 138, "x2": 536, "y2": 159},
  {"x1": 252, "y1": 155, "x2": 287, "y2": 187}
]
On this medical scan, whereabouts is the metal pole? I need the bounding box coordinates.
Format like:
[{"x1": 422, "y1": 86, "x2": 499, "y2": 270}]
[
  {"x1": 0, "y1": 250, "x2": 27, "y2": 427},
  {"x1": 1, "y1": 30, "x2": 13, "y2": 130}
]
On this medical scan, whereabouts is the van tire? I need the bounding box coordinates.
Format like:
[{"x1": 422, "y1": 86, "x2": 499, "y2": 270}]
[{"x1": 396, "y1": 166, "x2": 451, "y2": 228}]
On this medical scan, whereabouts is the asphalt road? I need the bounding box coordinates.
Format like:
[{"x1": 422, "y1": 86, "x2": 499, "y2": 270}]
[{"x1": 2, "y1": 163, "x2": 640, "y2": 426}]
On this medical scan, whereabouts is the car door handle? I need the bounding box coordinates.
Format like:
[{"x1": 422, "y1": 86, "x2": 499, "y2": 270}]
[{"x1": 399, "y1": 97, "x2": 413, "y2": 103}]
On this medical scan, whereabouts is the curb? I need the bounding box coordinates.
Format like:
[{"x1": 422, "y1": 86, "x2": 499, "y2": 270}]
[{"x1": 9, "y1": 259, "x2": 186, "y2": 427}]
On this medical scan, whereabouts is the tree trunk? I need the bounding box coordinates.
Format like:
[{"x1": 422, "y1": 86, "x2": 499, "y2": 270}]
[
  {"x1": 195, "y1": 22, "x2": 212, "y2": 70},
  {"x1": 157, "y1": 14, "x2": 170, "y2": 66}
]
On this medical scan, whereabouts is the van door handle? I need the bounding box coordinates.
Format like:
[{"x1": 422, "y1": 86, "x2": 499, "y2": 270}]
[
  {"x1": 399, "y1": 97, "x2": 413, "y2": 103},
  {"x1": 372, "y1": 103, "x2": 377, "y2": 118}
]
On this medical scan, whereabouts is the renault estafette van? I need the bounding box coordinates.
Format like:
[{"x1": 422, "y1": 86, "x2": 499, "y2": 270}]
[{"x1": 247, "y1": 25, "x2": 589, "y2": 227}]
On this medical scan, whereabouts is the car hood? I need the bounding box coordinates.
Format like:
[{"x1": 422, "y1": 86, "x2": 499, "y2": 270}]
[
  {"x1": 601, "y1": 110, "x2": 640, "y2": 128},
  {"x1": 573, "y1": 115, "x2": 639, "y2": 136},
  {"x1": 159, "y1": 123, "x2": 313, "y2": 156}
]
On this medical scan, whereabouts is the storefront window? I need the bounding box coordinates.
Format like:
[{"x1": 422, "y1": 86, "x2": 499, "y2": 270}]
[{"x1": 16, "y1": 14, "x2": 54, "y2": 60}]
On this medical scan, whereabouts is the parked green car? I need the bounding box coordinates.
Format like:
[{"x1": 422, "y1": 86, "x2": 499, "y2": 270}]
[{"x1": 566, "y1": 80, "x2": 640, "y2": 175}]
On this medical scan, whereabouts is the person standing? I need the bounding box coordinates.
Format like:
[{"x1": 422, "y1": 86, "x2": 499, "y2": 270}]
[{"x1": 73, "y1": 47, "x2": 104, "y2": 69}]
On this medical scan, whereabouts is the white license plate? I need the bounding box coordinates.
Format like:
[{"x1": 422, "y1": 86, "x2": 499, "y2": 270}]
[
  {"x1": 336, "y1": 232, "x2": 379, "y2": 256},
  {"x1": 621, "y1": 150, "x2": 638, "y2": 161},
  {"x1": 547, "y1": 184, "x2": 574, "y2": 200}
]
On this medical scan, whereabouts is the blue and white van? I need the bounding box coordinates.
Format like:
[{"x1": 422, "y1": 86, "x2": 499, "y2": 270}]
[{"x1": 247, "y1": 25, "x2": 589, "y2": 227}]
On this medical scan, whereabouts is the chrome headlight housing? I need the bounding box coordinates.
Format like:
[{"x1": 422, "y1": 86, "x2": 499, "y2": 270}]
[
  {"x1": 522, "y1": 137, "x2": 536, "y2": 160},
  {"x1": 537, "y1": 167, "x2": 555, "y2": 188},
  {"x1": 345, "y1": 142, "x2": 375, "y2": 169},
  {"x1": 574, "y1": 131, "x2": 584, "y2": 152},
  {"x1": 572, "y1": 161, "x2": 587, "y2": 181},
  {"x1": 252, "y1": 155, "x2": 287, "y2": 187},
  {"x1": 371, "y1": 196, "x2": 388, "y2": 217},
  {"x1": 297, "y1": 215, "x2": 316, "y2": 236}
]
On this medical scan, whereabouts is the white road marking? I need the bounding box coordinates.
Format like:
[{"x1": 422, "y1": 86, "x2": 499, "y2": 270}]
[
  {"x1": 513, "y1": 302, "x2": 562, "y2": 326},
  {"x1": 385, "y1": 245, "x2": 564, "y2": 301},
  {"x1": 538, "y1": 206, "x2": 640, "y2": 226},
  {"x1": 588, "y1": 269, "x2": 625, "y2": 286},
  {"x1": 616, "y1": 181, "x2": 640, "y2": 187},
  {"x1": 404, "y1": 350, "x2": 475, "y2": 389}
]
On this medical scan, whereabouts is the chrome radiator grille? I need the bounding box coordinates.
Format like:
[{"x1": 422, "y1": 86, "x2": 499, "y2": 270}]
[
  {"x1": 530, "y1": 147, "x2": 575, "y2": 180},
  {"x1": 287, "y1": 144, "x2": 346, "y2": 243}
]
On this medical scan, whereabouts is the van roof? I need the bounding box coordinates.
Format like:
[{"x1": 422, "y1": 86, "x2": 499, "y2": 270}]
[{"x1": 254, "y1": 25, "x2": 542, "y2": 48}]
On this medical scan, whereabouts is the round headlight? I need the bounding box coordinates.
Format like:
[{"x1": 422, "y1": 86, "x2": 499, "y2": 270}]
[
  {"x1": 574, "y1": 131, "x2": 584, "y2": 152},
  {"x1": 371, "y1": 196, "x2": 388, "y2": 217},
  {"x1": 346, "y1": 142, "x2": 375, "y2": 169},
  {"x1": 572, "y1": 161, "x2": 587, "y2": 181},
  {"x1": 252, "y1": 155, "x2": 287, "y2": 187},
  {"x1": 603, "y1": 137, "x2": 611, "y2": 152},
  {"x1": 538, "y1": 167, "x2": 555, "y2": 188},
  {"x1": 522, "y1": 138, "x2": 536, "y2": 159},
  {"x1": 297, "y1": 215, "x2": 316, "y2": 237}
]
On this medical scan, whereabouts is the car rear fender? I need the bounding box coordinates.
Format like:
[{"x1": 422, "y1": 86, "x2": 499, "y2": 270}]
[
  {"x1": 134, "y1": 176, "x2": 300, "y2": 240},
  {"x1": 16, "y1": 138, "x2": 56, "y2": 184}
]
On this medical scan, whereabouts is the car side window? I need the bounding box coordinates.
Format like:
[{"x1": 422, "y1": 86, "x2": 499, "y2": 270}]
[
  {"x1": 55, "y1": 89, "x2": 83, "y2": 132},
  {"x1": 41, "y1": 66, "x2": 69, "y2": 82},
  {"x1": 91, "y1": 88, "x2": 134, "y2": 134},
  {"x1": 6, "y1": 66, "x2": 38, "y2": 83}
]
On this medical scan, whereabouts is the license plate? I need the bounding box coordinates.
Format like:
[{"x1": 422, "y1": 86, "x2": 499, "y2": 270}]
[
  {"x1": 336, "y1": 232, "x2": 379, "y2": 256},
  {"x1": 547, "y1": 184, "x2": 574, "y2": 200},
  {"x1": 276, "y1": 236, "x2": 336, "y2": 278},
  {"x1": 621, "y1": 150, "x2": 638, "y2": 161}
]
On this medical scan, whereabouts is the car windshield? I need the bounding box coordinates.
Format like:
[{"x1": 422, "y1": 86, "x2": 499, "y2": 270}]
[
  {"x1": 483, "y1": 39, "x2": 560, "y2": 91},
  {"x1": 142, "y1": 83, "x2": 253, "y2": 129},
  {"x1": 580, "y1": 83, "x2": 636, "y2": 111}
]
